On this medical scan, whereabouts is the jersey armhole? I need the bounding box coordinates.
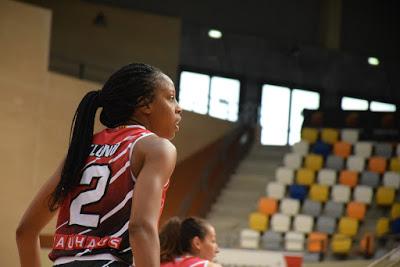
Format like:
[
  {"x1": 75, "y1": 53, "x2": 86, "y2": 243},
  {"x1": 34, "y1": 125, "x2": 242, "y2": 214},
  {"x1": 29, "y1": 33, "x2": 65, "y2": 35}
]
[{"x1": 128, "y1": 132, "x2": 155, "y2": 182}]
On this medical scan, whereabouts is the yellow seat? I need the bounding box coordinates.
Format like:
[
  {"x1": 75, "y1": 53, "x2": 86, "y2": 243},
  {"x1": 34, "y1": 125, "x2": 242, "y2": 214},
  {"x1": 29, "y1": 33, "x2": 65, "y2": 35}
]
[
  {"x1": 302, "y1": 128, "x2": 318, "y2": 143},
  {"x1": 331, "y1": 234, "x2": 352, "y2": 254},
  {"x1": 391, "y1": 203, "x2": 400, "y2": 219},
  {"x1": 309, "y1": 184, "x2": 329, "y2": 202},
  {"x1": 338, "y1": 217, "x2": 359, "y2": 237},
  {"x1": 390, "y1": 157, "x2": 400, "y2": 172},
  {"x1": 249, "y1": 212, "x2": 268, "y2": 232},
  {"x1": 321, "y1": 128, "x2": 339, "y2": 144},
  {"x1": 305, "y1": 154, "x2": 324, "y2": 171},
  {"x1": 375, "y1": 217, "x2": 389, "y2": 237},
  {"x1": 296, "y1": 168, "x2": 316, "y2": 185},
  {"x1": 376, "y1": 186, "x2": 395, "y2": 206}
]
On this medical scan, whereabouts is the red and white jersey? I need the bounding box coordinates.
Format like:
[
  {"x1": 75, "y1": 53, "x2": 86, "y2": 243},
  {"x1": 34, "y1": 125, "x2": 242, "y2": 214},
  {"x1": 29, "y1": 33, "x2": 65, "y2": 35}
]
[
  {"x1": 49, "y1": 125, "x2": 169, "y2": 265},
  {"x1": 161, "y1": 256, "x2": 209, "y2": 267}
]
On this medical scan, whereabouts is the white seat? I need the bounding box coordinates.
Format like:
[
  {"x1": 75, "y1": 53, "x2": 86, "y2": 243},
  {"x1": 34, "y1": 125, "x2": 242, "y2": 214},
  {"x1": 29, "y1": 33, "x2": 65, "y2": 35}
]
[
  {"x1": 332, "y1": 185, "x2": 351, "y2": 203},
  {"x1": 293, "y1": 214, "x2": 314, "y2": 233},
  {"x1": 347, "y1": 155, "x2": 366, "y2": 172},
  {"x1": 280, "y1": 198, "x2": 300, "y2": 216},
  {"x1": 240, "y1": 228, "x2": 260, "y2": 249},
  {"x1": 283, "y1": 153, "x2": 303, "y2": 169},
  {"x1": 266, "y1": 182, "x2": 286, "y2": 199},
  {"x1": 292, "y1": 140, "x2": 310, "y2": 156},
  {"x1": 353, "y1": 185, "x2": 373, "y2": 204},
  {"x1": 341, "y1": 129, "x2": 359, "y2": 144},
  {"x1": 276, "y1": 167, "x2": 294, "y2": 185},
  {"x1": 285, "y1": 231, "x2": 305, "y2": 251},
  {"x1": 383, "y1": 171, "x2": 400, "y2": 189},
  {"x1": 318, "y1": 169, "x2": 337, "y2": 186},
  {"x1": 271, "y1": 213, "x2": 291, "y2": 233},
  {"x1": 355, "y1": 142, "x2": 373, "y2": 158}
]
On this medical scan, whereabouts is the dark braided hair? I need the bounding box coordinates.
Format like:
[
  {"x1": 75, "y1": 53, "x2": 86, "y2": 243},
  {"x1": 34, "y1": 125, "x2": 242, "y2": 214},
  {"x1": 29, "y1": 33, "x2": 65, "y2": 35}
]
[
  {"x1": 49, "y1": 63, "x2": 164, "y2": 211},
  {"x1": 160, "y1": 217, "x2": 209, "y2": 263}
]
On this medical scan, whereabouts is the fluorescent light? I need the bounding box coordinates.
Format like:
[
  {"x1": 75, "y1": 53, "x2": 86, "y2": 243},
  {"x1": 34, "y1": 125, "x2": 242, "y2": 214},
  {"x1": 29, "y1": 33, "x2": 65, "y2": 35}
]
[
  {"x1": 208, "y1": 29, "x2": 222, "y2": 39},
  {"x1": 368, "y1": 57, "x2": 379, "y2": 66}
]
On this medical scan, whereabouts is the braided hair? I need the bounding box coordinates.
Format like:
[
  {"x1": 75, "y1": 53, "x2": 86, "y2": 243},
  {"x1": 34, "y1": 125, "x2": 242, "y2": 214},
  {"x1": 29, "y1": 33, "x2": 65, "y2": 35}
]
[{"x1": 49, "y1": 63, "x2": 164, "y2": 211}]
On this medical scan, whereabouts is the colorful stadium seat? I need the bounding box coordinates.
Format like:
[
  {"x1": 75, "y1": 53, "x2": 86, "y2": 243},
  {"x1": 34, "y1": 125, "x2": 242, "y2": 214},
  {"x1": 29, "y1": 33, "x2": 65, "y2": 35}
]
[
  {"x1": 311, "y1": 140, "x2": 331, "y2": 157},
  {"x1": 374, "y1": 143, "x2": 393, "y2": 158},
  {"x1": 355, "y1": 142, "x2": 373, "y2": 158},
  {"x1": 326, "y1": 155, "x2": 345, "y2": 171},
  {"x1": 289, "y1": 185, "x2": 308, "y2": 201},
  {"x1": 339, "y1": 170, "x2": 359, "y2": 188},
  {"x1": 271, "y1": 213, "x2": 291, "y2": 233},
  {"x1": 368, "y1": 156, "x2": 387, "y2": 174},
  {"x1": 316, "y1": 216, "x2": 336, "y2": 234},
  {"x1": 266, "y1": 182, "x2": 286, "y2": 199},
  {"x1": 258, "y1": 197, "x2": 277, "y2": 216},
  {"x1": 390, "y1": 203, "x2": 400, "y2": 219},
  {"x1": 308, "y1": 232, "x2": 328, "y2": 253},
  {"x1": 383, "y1": 171, "x2": 400, "y2": 189},
  {"x1": 332, "y1": 185, "x2": 351, "y2": 203},
  {"x1": 375, "y1": 217, "x2": 389, "y2": 237},
  {"x1": 280, "y1": 198, "x2": 300, "y2": 216},
  {"x1": 292, "y1": 140, "x2": 310, "y2": 155},
  {"x1": 353, "y1": 185, "x2": 373, "y2": 205},
  {"x1": 302, "y1": 199, "x2": 322, "y2": 217},
  {"x1": 276, "y1": 167, "x2": 294, "y2": 185},
  {"x1": 376, "y1": 186, "x2": 395, "y2": 206},
  {"x1": 341, "y1": 129, "x2": 359, "y2": 144},
  {"x1": 249, "y1": 212, "x2": 269, "y2": 232},
  {"x1": 390, "y1": 218, "x2": 400, "y2": 234},
  {"x1": 389, "y1": 157, "x2": 400, "y2": 172},
  {"x1": 317, "y1": 169, "x2": 337, "y2": 185},
  {"x1": 305, "y1": 154, "x2": 324, "y2": 171},
  {"x1": 302, "y1": 128, "x2": 319, "y2": 143},
  {"x1": 284, "y1": 153, "x2": 303, "y2": 169},
  {"x1": 347, "y1": 155, "x2": 365, "y2": 172},
  {"x1": 346, "y1": 201, "x2": 366, "y2": 221},
  {"x1": 240, "y1": 228, "x2": 260, "y2": 249},
  {"x1": 360, "y1": 171, "x2": 380, "y2": 188},
  {"x1": 309, "y1": 184, "x2": 329, "y2": 202},
  {"x1": 285, "y1": 231, "x2": 305, "y2": 251},
  {"x1": 331, "y1": 234, "x2": 352, "y2": 254},
  {"x1": 338, "y1": 216, "x2": 359, "y2": 237},
  {"x1": 334, "y1": 141, "x2": 352, "y2": 158},
  {"x1": 321, "y1": 128, "x2": 339, "y2": 144},
  {"x1": 296, "y1": 168, "x2": 316, "y2": 185},
  {"x1": 261, "y1": 231, "x2": 283, "y2": 250},
  {"x1": 323, "y1": 201, "x2": 344, "y2": 218},
  {"x1": 294, "y1": 214, "x2": 314, "y2": 233}
]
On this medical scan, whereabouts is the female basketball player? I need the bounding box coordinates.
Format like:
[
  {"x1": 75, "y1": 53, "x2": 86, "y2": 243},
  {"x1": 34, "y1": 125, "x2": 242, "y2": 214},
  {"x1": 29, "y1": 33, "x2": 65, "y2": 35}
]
[
  {"x1": 16, "y1": 63, "x2": 182, "y2": 267},
  {"x1": 160, "y1": 217, "x2": 222, "y2": 267}
]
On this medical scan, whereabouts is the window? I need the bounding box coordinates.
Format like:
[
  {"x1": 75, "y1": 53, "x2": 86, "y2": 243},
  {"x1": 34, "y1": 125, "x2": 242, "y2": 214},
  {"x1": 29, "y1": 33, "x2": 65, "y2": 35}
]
[
  {"x1": 289, "y1": 89, "x2": 320, "y2": 145},
  {"x1": 179, "y1": 71, "x2": 240, "y2": 121},
  {"x1": 370, "y1": 101, "x2": 396, "y2": 112},
  {"x1": 209, "y1": 76, "x2": 240, "y2": 121},
  {"x1": 341, "y1": 97, "x2": 369, "y2": 111},
  {"x1": 260, "y1": 85, "x2": 291, "y2": 145}
]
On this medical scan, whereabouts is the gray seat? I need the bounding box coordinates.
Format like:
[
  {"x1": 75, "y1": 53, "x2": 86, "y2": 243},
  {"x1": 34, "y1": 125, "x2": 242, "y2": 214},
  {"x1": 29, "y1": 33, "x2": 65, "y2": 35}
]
[
  {"x1": 323, "y1": 201, "x2": 343, "y2": 218},
  {"x1": 374, "y1": 143, "x2": 393, "y2": 158},
  {"x1": 303, "y1": 253, "x2": 321, "y2": 262},
  {"x1": 302, "y1": 199, "x2": 322, "y2": 217},
  {"x1": 360, "y1": 171, "x2": 380, "y2": 188},
  {"x1": 326, "y1": 155, "x2": 344, "y2": 171},
  {"x1": 261, "y1": 230, "x2": 283, "y2": 250},
  {"x1": 316, "y1": 216, "x2": 336, "y2": 235}
]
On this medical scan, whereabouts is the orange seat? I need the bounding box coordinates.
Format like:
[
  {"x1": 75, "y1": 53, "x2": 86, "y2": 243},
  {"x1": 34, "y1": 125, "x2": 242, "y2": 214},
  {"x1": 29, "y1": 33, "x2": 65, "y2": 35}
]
[
  {"x1": 258, "y1": 197, "x2": 278, "y2": 216},
  {"x1": 334, "y1": 142, "x2": 352, "y2": 158},
  {"x1": 346, "y1": 201, "x2": 366, "y2": 220},
  {"x1": 339, "y1": 170, "x2": 358, "y2": 188},
  {"x1": 368, "y1": 157, "x2": 387, "y2": 174},
  {"x1": 360, "y1": 232, "x2": 375, "y2": 257},
  {"x1": 308, "y1": 232, "x2": 328, "y2": 253}
]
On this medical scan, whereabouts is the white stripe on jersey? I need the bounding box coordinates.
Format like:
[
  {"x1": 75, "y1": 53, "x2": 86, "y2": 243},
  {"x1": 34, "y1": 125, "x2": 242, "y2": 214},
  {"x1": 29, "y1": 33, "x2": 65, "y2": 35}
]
[
  {"x1": 111, "y1": 221, "x2": 129, "y2": 238},
  {"x1": 100, "y1": 190, "x2": 133, "y2": 223},
  {"x1": 56, "y1": 221, "x2": 68, "y2": 231},
  {"x1": 101, "y1": 260, "x2": 115, "y2": 267},
  {"x1": 110, "y1": 161, "x2": 130, "y2": 184},
  {"x1": 54, "y1": 253, "x2": 122, "y2": 265},
  {"x1": 190, "y1": 261, "x2": 208, "y2": 267}
]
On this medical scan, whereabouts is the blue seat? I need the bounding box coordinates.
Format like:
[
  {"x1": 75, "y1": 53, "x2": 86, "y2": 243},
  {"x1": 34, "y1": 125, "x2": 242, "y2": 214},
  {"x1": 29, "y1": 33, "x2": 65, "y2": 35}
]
[
  {"x1": 312, "y1": 141, "x2": 331, "y2": 157},
  {"x1": 289, "y1": 184, "x2": 308, "y2": 201},
  {"x1": 391, "y1": 218, "x2": 400, "y2": 234}
]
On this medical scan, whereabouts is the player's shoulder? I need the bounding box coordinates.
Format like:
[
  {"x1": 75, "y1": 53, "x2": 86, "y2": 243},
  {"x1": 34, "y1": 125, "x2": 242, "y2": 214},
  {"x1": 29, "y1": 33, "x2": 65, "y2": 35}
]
[{"x1": 136, "y1": 134, "x2": 176, "y2": 158}]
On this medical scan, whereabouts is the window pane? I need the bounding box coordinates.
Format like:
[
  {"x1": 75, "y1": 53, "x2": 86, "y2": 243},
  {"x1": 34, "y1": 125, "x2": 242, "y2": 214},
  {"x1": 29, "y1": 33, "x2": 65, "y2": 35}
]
[
  {"x1": 289, "y1": 89, "x2": 320, "y2": 145},
  {"x1": 370, "y1": 101, "x2": 396, "y2": 112},
  {"x1": 260, "y1": 85, "x2": 290, "y2": 145},
  {"x1": 341, "y1": 97, "x2": 368, "y2": 111},
  {"x1": 209, "y1": 76, "x2": 240, "y2": 121},
  {"x1": 179, "y1": 71, "x2": 210, "y2": 114}
]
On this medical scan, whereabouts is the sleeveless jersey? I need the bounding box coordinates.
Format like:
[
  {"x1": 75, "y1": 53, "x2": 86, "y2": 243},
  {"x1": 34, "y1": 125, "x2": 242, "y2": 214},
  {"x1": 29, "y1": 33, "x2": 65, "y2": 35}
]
[
  {"x1": 161, "y1": 256, "x2": 209, "y2": 267},
  {"x1": 49, "y1": 125, "x2": 169, "y2": 265}
]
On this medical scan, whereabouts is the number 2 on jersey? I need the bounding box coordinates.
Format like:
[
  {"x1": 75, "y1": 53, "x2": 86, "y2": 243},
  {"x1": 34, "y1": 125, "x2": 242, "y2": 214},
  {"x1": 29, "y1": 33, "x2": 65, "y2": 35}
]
[{"x1": 69, "y1": 164, "x2": 111, "y2": 227}]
